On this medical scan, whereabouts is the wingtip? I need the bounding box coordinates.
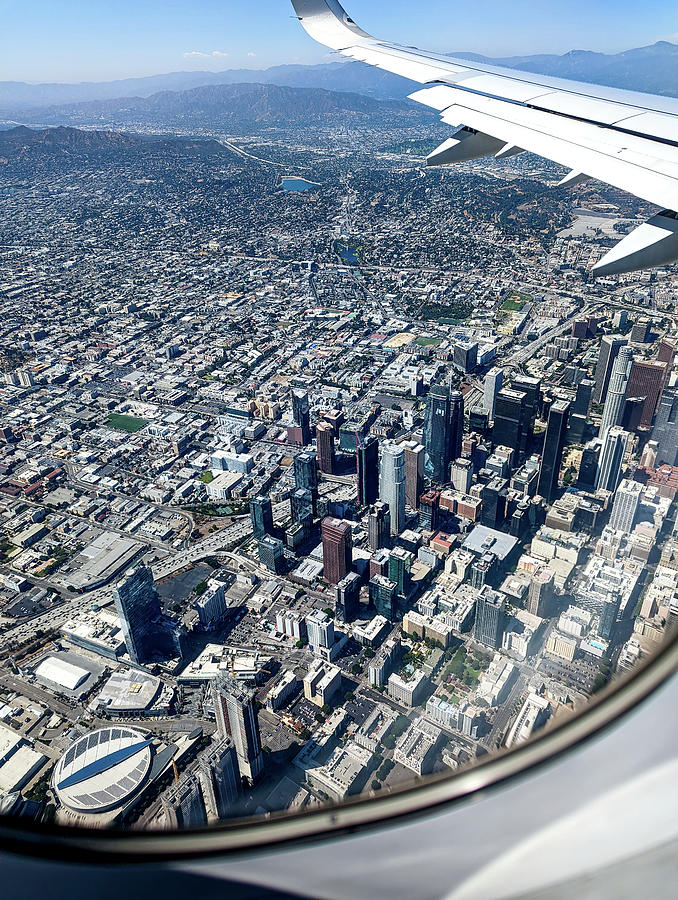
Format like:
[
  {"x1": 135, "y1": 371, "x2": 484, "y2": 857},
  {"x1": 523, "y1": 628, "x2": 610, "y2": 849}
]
[{"x1": 290, "y1": 0, "x2": 373, "y2": 49}]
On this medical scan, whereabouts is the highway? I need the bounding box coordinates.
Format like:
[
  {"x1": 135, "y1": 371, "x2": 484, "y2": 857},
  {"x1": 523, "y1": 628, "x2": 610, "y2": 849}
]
[{"x1": 151, "y1": 518, "x2": 253, "y2": 580}]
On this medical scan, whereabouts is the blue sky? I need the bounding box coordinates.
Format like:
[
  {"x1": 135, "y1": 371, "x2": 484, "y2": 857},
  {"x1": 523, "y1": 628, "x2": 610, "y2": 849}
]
[{"x1": 1, "y1": 0, "x2": 677, "y2": 83}]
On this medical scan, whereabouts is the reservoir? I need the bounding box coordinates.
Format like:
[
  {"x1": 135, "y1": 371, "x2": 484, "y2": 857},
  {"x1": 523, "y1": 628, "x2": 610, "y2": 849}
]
[{"x1": 281, "y1": 176, "x2": 318, "y2": 193}]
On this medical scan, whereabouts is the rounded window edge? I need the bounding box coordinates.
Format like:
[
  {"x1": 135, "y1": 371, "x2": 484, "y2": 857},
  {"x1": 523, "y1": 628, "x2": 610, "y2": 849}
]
[{"x1": 0, "y1": 624, "x2": 676, "y2": 863}]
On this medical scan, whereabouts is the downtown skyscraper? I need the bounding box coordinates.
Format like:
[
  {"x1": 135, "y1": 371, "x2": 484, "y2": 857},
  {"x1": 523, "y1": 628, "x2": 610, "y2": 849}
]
[
  {"x1": 483, "y1": 367, "x2": 504, "y2": 421},
  {"x1": 596, "y1": 426, "x2": 629, "y2": 492},
  {"x1": 113, "y1": 565, "x2": 180, "y2": 665},
  {"x1": 492, "y1": 388, "x2": 532, "y2": 462},
  {"x1": 250, "y1": 495, "x2": 274, "y2": 539},
  {"x1": 321, "y1": 516, "x2": 353, "y2": 585},
  {"x1": 315, "y1": 422, "x2": 335, "y2": 474},
  {"x1": 652, "y1": 378, "x2": 678, "y2": 466},
  {"x1": 379, "y1": 441, "x2": 406, "y2": 535},
  {"x1": 423, "y1": 385, "x2": 452, "y2": 483},
  {"x1": 599, "y1": 347, "x2": 633, "y2": 440},
  {"x1": 423, "y1": 384, "x2": 462, "y2": 484},
  {"x1": 593, "y1": 335, "x2": 626, "y2": 404},
  {"x1": 291, "y1": 389, "x2": 311, "y2": 445},
  {"x1": 212, "y1": 674, "x2": 264, "y2": 783},
  {"x1": 357, "y1": 436, "x2": 379, "y2": 506},
  {"x1": 537, "y1": 399, "x2": 570, "y2": 502}
]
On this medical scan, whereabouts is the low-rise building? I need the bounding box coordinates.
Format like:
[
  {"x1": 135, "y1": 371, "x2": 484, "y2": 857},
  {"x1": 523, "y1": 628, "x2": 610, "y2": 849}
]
[
  {"x1": 505, "y1": 692, "x2": 551, "y2": 748},
  {"x1": 388, "y1": 669, "x2": 429, "y2": 707},
  {"x1": 476, "y1": 654, "x2": 517, "y2": 706},
  {"x1": 393, "y1": 717, "x2": 442, "y2": 775},
  {"x1": 266, "y1": 670, "x2": 300, "y2": 711},
  {"x1": 354, "y1": 706, "x2": 397, "y2": 753},
  {"x1": 546, "y1": 631, "x2": 578, "y2": 662},
  {"x1": 402, "y1": 611, "x2": 454, "y2": 649},
  {"x1": 303, "y1": 659, "x2": 342, "y2": 707}
]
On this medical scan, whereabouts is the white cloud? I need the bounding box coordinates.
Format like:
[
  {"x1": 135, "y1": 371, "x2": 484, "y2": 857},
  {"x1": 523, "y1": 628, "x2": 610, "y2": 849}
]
[
  {"x1": 247, "y1": 52, "x2": 256, "y2": 58},
  {"x1": 184, "y1": 49, "x2": 229, "y2": 60}
]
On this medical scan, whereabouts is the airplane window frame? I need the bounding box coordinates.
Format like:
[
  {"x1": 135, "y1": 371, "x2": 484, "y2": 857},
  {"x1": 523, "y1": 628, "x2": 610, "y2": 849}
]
[{"x1": 0, "y1": 624, "x2": 676, "y2": 863}]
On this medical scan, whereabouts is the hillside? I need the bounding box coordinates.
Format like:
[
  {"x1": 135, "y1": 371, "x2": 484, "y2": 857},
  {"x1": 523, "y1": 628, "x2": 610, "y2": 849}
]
[{"x1": 7, "y1": 83, "x2": 434, "y2": 131}]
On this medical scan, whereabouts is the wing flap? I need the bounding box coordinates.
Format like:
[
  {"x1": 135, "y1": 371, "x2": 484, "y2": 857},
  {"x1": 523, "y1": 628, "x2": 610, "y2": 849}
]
[{"x1": 409, "y1": 85, "x2": 678, "y2": 210}]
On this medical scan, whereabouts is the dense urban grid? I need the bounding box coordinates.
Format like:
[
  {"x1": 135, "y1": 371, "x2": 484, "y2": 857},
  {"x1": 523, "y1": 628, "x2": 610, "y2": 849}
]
[{"x1": 1, "y1": 106, "x2": 678, "y2": 830}]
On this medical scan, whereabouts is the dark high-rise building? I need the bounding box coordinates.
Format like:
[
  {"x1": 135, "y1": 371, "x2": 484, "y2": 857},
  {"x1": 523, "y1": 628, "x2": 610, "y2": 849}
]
[
  {"x1": 368, "y1": 501, "x2": 390, "y2": 551},
  {"x1": 621, "y1": 397, "x2": 645, "y2": 433},
  {"x1": 419, "y1": 489, "x2": 440, "y2": 530},
  {"x1": 630, "y1": 320, "x2": 650, "y2": 343},
  {"x1": 197, "y1": 738, "x2": 241, "y2": 822},
  {"x1": 537, "y1": 399, "x2": 570, "y2": 502},
  {"x1": 250, "y1": 495, "x2": 273, "y2": 539},
  {"x1": 593, "y1": 336, "x2": 626, "y2": 404},
  {"x1": 625, "y1": 360, "x2": 668, "y2": 429},
  {"x1": 568, "y1": 413, "x2": 588, "y2": 444},
  {"x1": 113, "y1": 566, "x2": 180, "y2": 665},
  {"x1": 453, "y1": 340, "x2": 478, "y2": 373},
  {"x1": 492, "y1": 388, "x2": 531, "y2": 461},
  {"x1": 369, "y1": 574, "x2": 398, "y2": 621},
  {"x1": 212, "y1": 674, "x2": 264, "y2": 782},
  {"x1": 480, "y1": 477, "x2": 507, "y2": 529},
  {"x1": 598, "y1": 596, "x2": 621, "y2": 641},
  {"x1": 513, "y1": 376, "x2": 541, "y2": 417},
  {"x1": 573, "y1": 378, "x2": 595, "y2": 418},
  {"x1": 658, "y1": 339, "x2": 676, "y2": 366},
  {"x1": 596, "y1": 427, "x2": 628, "y2": 493},
  {"x1": 258, "y1": 535, "x2": 285, "y2": 574},
  {"x1": 577, "y1": 440, "x2": 601, "y2": 491},
  {"x1": 357, "y1": 437, "x2": 379, "y2": 506},
  {"x1": 423, "y1": 384, "x2": 453, "y2": 483},
  {"x1": 321, "y1": 517, "x2": 353, "y2": 585},
  {"x1": 291, "y1": 389, "x2": 311, "y2": 445},
  {"x1": 449, "y1": 389, "x2": 465, "y2": 462},
  {"x1": 162, "y1": 772, "x2": 207, "y2": 830},
  {"x1": 470, "y1": 554, "x2": 495, "y2": 590},
  {"x1": 294, "y1": 451, "x2": 318, "y2": 494},
  {"x1": 474, "y1": 588, "x2": 506, "y2": 649},
  {"x1": 291, "y1": 488, "x2": 314, "y2": 524},
  {"x1": 652, "y1": 382, "x2": 678, "y2": 466},
  {"x1": 335, "y1": 571, "x2": 361, "y2": 624},
  {"x1": 527, "y1": 570, "x2": 554, "y2": 618},
  {"x1": 509, "y1": 501, "x2": 530, "y2": 538},
  {"x1": 403, "y1": 441, "x2": 424, "y2": 509},
  {"x1": 469, "y1": 406, "x2": 490, "y2": 436},
  {"x1": 316, "y1": 422, "x2": 335, "y2": 475},
  {"x1": 388, "y1": 547, "x2": 413, "y2": 599}
]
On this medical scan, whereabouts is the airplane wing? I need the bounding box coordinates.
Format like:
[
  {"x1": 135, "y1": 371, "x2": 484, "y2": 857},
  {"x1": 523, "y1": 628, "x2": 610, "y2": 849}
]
[{"x1": 290, "y1": 0, "x2": 678, "y2": 276}]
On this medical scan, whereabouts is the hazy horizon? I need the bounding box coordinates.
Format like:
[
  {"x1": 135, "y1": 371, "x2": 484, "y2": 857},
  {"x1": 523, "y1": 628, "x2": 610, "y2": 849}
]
[{"x1": 1, "y1": 0, "x2": 676, "y2": 83}]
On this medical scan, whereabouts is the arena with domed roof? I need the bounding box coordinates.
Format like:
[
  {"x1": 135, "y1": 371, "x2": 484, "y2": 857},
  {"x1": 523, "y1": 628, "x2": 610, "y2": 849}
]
[{"x1": 53, "y1": 726, "x2": 154, "y2": 815}]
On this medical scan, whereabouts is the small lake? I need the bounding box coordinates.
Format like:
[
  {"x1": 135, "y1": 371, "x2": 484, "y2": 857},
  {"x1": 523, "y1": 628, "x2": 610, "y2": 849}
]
[
  {"x1": 281, "y1": 176, "x2": 319, "y2": 193},
  {"x1": 337, "y1": 243, "x2": 359, "y2": 264}
]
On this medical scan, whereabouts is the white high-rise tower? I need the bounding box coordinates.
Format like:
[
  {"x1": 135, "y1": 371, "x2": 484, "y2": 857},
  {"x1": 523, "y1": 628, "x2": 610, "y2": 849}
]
[
  {"x1": 378, "y1": 441, "x2": 406, "y2": 536},
  {"x1": 599, "y1": 347, "x2": 633, "y2": 440}
]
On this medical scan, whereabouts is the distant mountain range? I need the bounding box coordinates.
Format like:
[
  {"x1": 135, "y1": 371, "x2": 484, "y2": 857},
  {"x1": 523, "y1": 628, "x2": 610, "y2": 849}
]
[
  {"x1": 2, "y1": 83, "x2": 434, "y2": 131},
  {"x1": 2, "y1": 40, "x2": 677, "y2": 116},
  {"x1": 457, "y1": 41, "x2": 678, "y2": 96}
]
